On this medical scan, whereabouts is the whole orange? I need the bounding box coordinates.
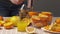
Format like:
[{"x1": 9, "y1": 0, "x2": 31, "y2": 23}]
[{"x1": 0, "y1": 16, "x2": 3, "y2": 20}]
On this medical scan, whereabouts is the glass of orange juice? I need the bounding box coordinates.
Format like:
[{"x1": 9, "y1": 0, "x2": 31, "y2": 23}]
[{"x1": 17, "y1": 18, "x2": 31, "y2": 32}]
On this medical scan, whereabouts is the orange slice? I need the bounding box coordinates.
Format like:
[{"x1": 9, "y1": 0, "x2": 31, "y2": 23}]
[{"x1": 26, "y1": 27, "x2": 36, "y2": 33}]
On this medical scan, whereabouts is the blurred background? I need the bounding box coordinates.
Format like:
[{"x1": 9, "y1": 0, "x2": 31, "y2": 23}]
[{"x1": 33, "y1": 0, "x2": 60, "y2": 17}]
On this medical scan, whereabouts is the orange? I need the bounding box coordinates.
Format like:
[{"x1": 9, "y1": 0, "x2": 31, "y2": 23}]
[
  {"x1": 41, "y1": 12, "x2": 52, "y2": 16},
  {"x1": 55, "y1": 18, "x2": 60, "y2": 24},
  {"x1": 26, "y1": 27, "x2": 36, "y2": 33},
  {"x1": 34, "y1": 23, "x2": 43, "y2": 28},
  {"x1": 28, "y1": 12, "x2": 38, "y2": 17},
  {"x1": 4, "y1": 22, "x2": 14, "y2": 29},
  {"x1": 0, "y1": 16, "x2": 3, "y2": 20},
  {"x1": 4, "y1": 25, "x2": 14, "y2": 29},
  {"x1": 31, "y1": 16, "x2": 40, "y2": 23},
  {"x1": 41, "y1": 12, "x2": 53, "y2": 22}
]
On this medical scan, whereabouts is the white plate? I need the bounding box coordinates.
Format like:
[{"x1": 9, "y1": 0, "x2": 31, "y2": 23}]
[{"x1": 41, "y1": 27, "x2": 60, "y2": 34}]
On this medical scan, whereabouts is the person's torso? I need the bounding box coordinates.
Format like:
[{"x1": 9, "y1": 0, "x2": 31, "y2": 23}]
[
  {"x1": 0, "y1": 0, "x2": 24, "y2": 9},
  {"x1": 0, "y1": 0, "x2": 12, "y2": 6}
]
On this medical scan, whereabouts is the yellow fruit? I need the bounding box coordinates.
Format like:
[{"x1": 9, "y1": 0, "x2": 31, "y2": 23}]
[
  {"x1": 4, "y1": 22, "x2": 13, "y2": 27},
  {"x1": 10, "y1": 16, "x2": 20, "y2": 26},
  {"x1": 10, "y1": 16, "x2": 20, "y2": 21},
  {"x1": 4, "y1": 22, "x2": 14, "y2": 29},
  {"x1": 0, "y1": 21, "x2": 5, "y2": 26},
  {"x1": 5, "y1": 18, "x2": 11, "y2": 23}
]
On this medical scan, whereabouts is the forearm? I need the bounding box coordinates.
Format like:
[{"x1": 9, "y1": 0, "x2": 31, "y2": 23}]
[
  {"x1": 10, "y1": 0, "x2": 24, "y2": 5},
  {"x1": 27, "y1": 0, "x2": 32, "y2": 8}
]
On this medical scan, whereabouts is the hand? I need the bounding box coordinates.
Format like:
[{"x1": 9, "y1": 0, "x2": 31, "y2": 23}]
[{"x1": 10, "y1": 0, "x2": 24, "y2": 5}]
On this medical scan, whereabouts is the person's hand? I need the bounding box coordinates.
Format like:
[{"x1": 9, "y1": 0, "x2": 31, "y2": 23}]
[{"x1": 10, "y1": 0, "x2": 24, "y2": 5}]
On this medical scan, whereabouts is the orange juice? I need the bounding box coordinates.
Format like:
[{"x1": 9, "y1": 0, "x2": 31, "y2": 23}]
[
  {"x1": 17, "y1": 22, "x2": 27, "y2": 32},
  {"x1": 17, "y1": 18, "x2": 31, "y2": 32}
]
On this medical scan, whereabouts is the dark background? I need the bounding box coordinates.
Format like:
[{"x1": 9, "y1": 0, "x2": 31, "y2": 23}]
[{"x1": 33, "y1": 0, "x2": 60, "y2": 17}]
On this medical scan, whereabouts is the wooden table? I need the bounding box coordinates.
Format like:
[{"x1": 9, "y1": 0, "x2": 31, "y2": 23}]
[{"x1": 0, "y1": 17, "x2": 59, "y2": 34}]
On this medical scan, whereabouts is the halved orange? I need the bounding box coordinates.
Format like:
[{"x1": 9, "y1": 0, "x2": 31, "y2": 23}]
[
  {"x1": 26, "y1": 27, "x2": 36, "y2": 33},
  {"x1": 41, "y1": 12, "x2": 52, "y2": 16},
  {"x1": 28, "y1": 12, "x2": 38, "y2": 17}
]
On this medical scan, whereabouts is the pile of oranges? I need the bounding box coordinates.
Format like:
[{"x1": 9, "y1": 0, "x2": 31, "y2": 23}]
[{"x1": 28, "y1": 11, "x2": 53, "y2": 28}]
